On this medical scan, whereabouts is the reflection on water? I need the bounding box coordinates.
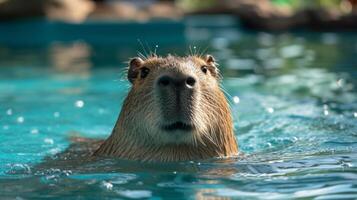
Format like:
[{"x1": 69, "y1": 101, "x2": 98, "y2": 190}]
[
  {"x1": 0, "y1": 30, "x2": 357, "y2": 199},
  {"x1": 50, "y1": 42, "x2": 92, "y2": 76}
]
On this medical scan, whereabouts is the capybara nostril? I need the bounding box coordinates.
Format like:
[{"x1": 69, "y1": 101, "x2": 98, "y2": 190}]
[
  {"x1": 158, "y1": 76, "x2": 171, "y2": 87},
  {"x1": 185, "y1": 76, "x2": 196, "y2": 88}
]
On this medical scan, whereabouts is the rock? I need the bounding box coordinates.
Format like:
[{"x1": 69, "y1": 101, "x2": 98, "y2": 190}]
[
  {"x1": 0, "y1": 0, "x2": 44, "y2": 20},
  {"x1": 148, "y1": 2, "x2": 183, "y2": 19},
  {"x1": 89, "y1": 1, "x2": 182, "y2": 21},
  {"x1": 230, "y1": 0, "x2": 308, "y2": 30},
  {"x1": 45, "y1": 0, "x2": 95, "y2": 23},
  {"x1": 0, "y1": 0, "x2": 95, "y2": 22}
]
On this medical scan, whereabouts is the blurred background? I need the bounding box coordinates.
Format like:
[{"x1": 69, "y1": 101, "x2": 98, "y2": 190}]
[
  {"x1": 1, "y1": 0, "x2": 357, "y2": 199},
  {"x1": 1, "y1": 0, "x2": 357, "y2": 73}
]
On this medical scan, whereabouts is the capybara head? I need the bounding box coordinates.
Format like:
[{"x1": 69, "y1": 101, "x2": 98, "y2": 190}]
[
  {"x1": 95, "y1": 54, "x2": 238, "y2": 161},
  {"x1": 124, "y1": 54, "x2": 230, "y2": 145}
]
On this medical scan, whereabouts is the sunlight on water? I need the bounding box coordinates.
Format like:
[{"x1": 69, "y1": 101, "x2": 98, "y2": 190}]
[{"x1": 0, "y1": 29, "x2": 357, "y2": 199}]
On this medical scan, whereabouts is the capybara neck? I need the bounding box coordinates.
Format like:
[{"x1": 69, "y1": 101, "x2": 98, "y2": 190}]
[{"x1": 94, "y1": 54, "x2": 238, "y2": 162}]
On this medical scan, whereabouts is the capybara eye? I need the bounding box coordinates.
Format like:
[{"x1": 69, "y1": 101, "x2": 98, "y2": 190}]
[
  {"x1": 140, "y1": 67, "x2": 150, "y2": 79},
  {"x1": 201, "y1": 66, "x2": 208, "y2": 74}
]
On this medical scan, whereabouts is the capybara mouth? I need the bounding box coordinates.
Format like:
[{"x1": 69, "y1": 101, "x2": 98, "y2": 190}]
[{"x1": 162, "y1": 121, "x2": 193, "y2": 132}]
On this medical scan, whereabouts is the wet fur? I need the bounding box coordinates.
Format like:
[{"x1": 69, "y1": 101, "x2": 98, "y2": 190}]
[{"x1": 93, "y1": 55, "x2": 238, "y2": 162}]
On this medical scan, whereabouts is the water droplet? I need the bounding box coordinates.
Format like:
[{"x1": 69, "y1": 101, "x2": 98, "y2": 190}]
[
  {"x1": 30, "y1": 128, "x2": 39, "y2": 134},
  {"x1": 324, "y1": 110, "x2": 329, "y2": 116},
  {"x1": 173, "y1": 171, "x2": 177, "y2": 174},
  {"x1": 75, "y1": 100, "x2": 84, "y2": 108},
  {"x1": 354, "y1": 112, "x2": 357, "y2": 118},
  {"x1": 193, "y1": 46, "x2": 197, "y2": 49},
  {"x1": 266, "y1": 107, "x2": 274, "y2": 113},
  {"x1": 6, "y1": 109, "x2": 12, "y2": 115},
  {"x1": 44, "y1": 138, "x2": 54, "y2": 145},
  {"x1": 233, "y1": 96, "x2": 240, "y2": 104},
  {"x1": 155, "y1": 45, "x2": 158, "y2": 48},
  {"x1": 197, "y1": 162, "x2": 201, "y2": 166},
  {"x1": 53, "y1": 112, "x2": 60, "y2": 118},
  {"x1": 337, "y1": 79, "x2": 344, "y2": 87},
  {"x1": 102, "y1": 181, "x2": 113, "y2": 190},
  {"x1": 17, "y1": 116, "x2": 24, "y2": 123}
]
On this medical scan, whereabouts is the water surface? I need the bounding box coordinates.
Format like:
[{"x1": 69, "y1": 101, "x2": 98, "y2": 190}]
[{"x1": 0, "y1": 26, "x2": 357, "y2": 199}]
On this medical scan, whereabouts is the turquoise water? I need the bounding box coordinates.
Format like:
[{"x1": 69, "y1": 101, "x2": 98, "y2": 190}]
[{"x1": 1, "y1": 29, "x2": 357, "y2": 199}]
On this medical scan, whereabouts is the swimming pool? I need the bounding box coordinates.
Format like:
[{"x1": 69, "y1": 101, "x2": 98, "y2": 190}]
[{"x1": 0, "y1": 19, "x2": 357, "y2": 199}]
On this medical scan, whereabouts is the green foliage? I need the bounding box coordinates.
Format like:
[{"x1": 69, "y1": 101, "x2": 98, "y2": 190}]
[{"x1": 177, "y1": 0, "x2": 218, "y2": 12}]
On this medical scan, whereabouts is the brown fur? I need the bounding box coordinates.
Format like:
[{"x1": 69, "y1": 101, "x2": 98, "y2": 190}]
[{"x1": 94, "y1": 55, "x2": 238, "y2": 162}]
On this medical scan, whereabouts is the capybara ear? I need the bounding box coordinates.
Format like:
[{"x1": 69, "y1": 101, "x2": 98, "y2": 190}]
[
  {"x1": 204, "y1": 54, "x2": 216, "y2": 65},
  {"x1": 128, "y1": 57, "x2": 144, "y2": 84},
  {"x1": 204, "y1": 55, "x2": 220, "y2": 78}
]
